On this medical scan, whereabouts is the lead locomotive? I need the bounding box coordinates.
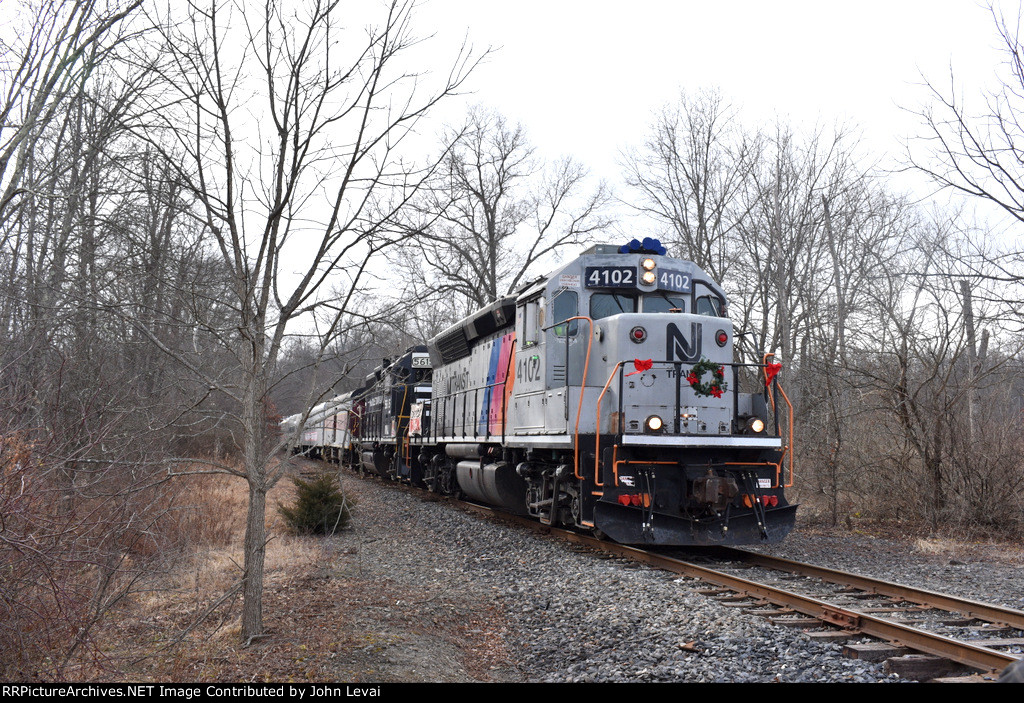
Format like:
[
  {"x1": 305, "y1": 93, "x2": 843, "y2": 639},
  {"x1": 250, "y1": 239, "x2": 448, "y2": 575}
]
[{"x1": 285, "y1": 239, "x2": 797, "y2": 545}]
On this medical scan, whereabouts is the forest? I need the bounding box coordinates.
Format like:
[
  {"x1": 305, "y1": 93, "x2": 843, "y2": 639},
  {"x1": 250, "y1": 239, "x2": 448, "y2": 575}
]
[{"x1": 2, "y1": 0, "x2": 1023, "y2": 679}]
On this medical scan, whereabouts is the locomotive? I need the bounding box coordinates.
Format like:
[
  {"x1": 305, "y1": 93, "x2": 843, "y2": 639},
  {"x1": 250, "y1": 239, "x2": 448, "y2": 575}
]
[{"x1": 284, "y1": 239, "x2": 797, "y2": 545}]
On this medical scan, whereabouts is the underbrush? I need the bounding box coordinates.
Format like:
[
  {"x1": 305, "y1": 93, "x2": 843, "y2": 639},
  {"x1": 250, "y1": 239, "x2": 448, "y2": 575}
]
[
  {"x1": 83, "y1": 464, "x2": 336, "y2": 681},
  {"x1": 792, "y1": 494, "x2": 1024, "y2": 545},
  {"x1": 0, "y1": 453, "x2": 299, "y2": 681}
]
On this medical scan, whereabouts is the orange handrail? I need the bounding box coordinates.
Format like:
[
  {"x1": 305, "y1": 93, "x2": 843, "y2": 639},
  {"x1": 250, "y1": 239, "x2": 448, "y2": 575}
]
[
  {"x1": 761, "y1": 353, "x2": 794, "y2": 488},
  {"x1": 562, "y1": 316, "x2": 594, "y2": 484},
  {"x1": 776, "y1": 381, "x2": 794, "y2": 488},
  {"x1": 592, "y1": 361, "x2": 626, "y2": 484}
]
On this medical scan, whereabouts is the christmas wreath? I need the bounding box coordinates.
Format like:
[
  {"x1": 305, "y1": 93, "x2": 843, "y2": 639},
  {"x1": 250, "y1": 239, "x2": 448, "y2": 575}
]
[{"x1": 686, "y1": 358, "x2": 727, "y2": 398}]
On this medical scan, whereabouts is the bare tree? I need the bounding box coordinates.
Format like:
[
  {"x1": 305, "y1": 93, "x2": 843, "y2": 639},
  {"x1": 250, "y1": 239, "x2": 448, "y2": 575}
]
[
  {"x1": 401, "y1": 106, "x2": 611, "y2": 315},
  {"x1": 621, "y1": 88, "x2": 760, "y2": 282},
  {"x1": 908, "y1": 5, "x2": 1024, "y2": 224},
  {"x1": 731, "y1": 123, "x2": 867, "y2": 365},
  {"x1": 0, "y1": 0, "x2": 143, "y2": 225},
  {"x1": 908, "y1": 4, "x2": 1024, "y2": 331},
  {"x1": 140, "y1": 0, "x2": 481, "y2": 641},
  {"x1": 902, "y1": 4, "x2": 1024, "y2": 533}
]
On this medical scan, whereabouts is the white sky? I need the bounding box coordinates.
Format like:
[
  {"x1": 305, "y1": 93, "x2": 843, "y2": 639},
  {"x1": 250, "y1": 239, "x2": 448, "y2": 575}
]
[{"x1": 416, "y1": 0, "x2": 1018, "y2": 197}]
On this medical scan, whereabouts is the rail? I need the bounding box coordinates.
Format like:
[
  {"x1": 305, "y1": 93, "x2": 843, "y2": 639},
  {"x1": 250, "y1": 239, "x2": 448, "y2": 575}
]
[{"x1": 399, "y1": 489, "x2": 1022, "y2": 678}]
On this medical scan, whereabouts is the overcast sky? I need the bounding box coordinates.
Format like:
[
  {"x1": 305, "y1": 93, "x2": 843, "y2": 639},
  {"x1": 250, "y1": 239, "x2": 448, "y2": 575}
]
[{"x1": 416, "y1": 0, "x2": 1017, "y2": 197}]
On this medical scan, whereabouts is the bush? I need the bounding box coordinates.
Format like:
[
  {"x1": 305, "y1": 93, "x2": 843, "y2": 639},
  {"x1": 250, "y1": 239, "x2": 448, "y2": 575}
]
[{"x1": 277, "y1": 473, "x2": 355, "y2": 535}]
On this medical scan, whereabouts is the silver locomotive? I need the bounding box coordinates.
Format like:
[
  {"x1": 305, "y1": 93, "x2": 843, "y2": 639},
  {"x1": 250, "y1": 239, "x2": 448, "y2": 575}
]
[{"x1": 290, "y1": 239, "x2": 796, "y2": 545}]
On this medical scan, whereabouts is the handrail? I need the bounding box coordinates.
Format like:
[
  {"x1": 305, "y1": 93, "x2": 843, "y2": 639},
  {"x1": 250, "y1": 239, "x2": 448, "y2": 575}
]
[
  {"x1": 775, "y1": 380, "x2": 795, "y2": 488},
  {"x1": 560, "y1": 316, "x2": 594, "y2": 486},
  {"x1": 592, "y1": 361, "x2": 626, "y2": 483},
  {"x1": 592, "y1": 358, "x2": 791, "y2": 489},
  {"x1": 396, "y1": 383, "x2": 411, "y2": 436},
  {"x1": 609, "y1": 359, "x2": 787, "y2": 428},
  {"x1": 539, "y1": 315, "x2": 596, "y2": 478},
  {"x1": 761, "y1": 353, "x2": 794, "y2": 488},
  {"x1": 428, "y1": 376, "x2": 514, "y2": 440}
]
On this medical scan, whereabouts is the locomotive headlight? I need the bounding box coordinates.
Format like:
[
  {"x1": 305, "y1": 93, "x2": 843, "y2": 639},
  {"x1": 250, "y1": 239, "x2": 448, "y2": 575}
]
[
  {"x1": 646, "y1": 415, "x2": 664, "y2": 432},
  {"x1": 641, "y1": 257, "x2": 656, "y2": 271},
  {"x1": 745, "y1": 417, "x2": 765, "y2": 434},
  {"x1": 641, "y1": 270, "x2": 657, "y2": 285}
]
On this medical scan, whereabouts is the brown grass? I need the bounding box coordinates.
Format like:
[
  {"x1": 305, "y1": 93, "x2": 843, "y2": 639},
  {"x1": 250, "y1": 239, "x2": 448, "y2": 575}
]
[
  {"x1": 169, "y1": 474, "x2": 249, "y2": 551},
  {"x1": 0, "y1": 445, "x2": 261, "y2": 680},
  {"x1": 913, "y1": 537, "x2": 959, "y2": 555},
  {"x1": 66, "y1": 463, "x2": 517, "y2": 683},
  {"x1": 53, "y1": 462, "x2": 334, "y2": 681}
]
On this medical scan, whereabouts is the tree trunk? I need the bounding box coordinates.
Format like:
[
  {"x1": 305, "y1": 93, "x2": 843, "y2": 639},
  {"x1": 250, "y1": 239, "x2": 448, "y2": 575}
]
[
  {"x1": 241, "y1": 478, "x2": 267, "y2": 641},
  {"x1": 241, "y1": 372, "x2": 269, "y2": 642}
]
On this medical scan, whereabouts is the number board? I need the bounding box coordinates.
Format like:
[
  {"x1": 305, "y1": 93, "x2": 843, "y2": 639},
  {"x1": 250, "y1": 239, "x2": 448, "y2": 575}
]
[
  {"x1": 585, "y1": 266, "x2": 636, "y2": 288},
  {"x1": 411, "y1": 355, "x2": 431, "y2": 368},
  {"x1": 657, "y1": 268, "x2": 691, "y2": 293}
]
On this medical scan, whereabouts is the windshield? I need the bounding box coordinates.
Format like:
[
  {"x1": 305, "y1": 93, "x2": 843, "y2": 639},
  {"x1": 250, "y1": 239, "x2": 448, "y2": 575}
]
[{"x1": 643, "y1": 292, "x2": 687, "y2": 313}]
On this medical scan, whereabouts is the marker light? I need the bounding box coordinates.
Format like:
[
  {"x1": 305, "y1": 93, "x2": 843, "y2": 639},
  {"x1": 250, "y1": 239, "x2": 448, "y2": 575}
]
[
  {"x1": 630, "y1": 326, "x2": 647, "y2": 343},
  {"x1": 619, "y1": 238, "x2": 668, "y2": 255},
  {"x1": 716, "y1": 330, "x2": 728, "y2": 347}
]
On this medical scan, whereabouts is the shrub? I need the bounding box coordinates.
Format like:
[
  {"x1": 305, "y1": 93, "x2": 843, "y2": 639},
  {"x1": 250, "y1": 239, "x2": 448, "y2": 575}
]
[{"x1": 277, "y1": 473, "x2": 355, "y2": 535}]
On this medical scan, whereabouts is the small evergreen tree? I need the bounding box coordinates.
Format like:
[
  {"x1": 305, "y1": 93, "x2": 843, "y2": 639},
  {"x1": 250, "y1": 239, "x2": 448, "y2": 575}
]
[{"x1": 277, "y1": 473, "x2": 355, "y2": 535}]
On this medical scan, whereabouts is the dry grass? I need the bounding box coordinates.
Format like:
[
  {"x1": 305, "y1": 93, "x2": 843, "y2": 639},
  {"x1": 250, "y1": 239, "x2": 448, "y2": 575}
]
[
  {"x1": 71, "y1": 463, "x2": 517, "y2": 683},
  {"x1": 913, "y1": 535, "x2": 1024, "y2": 565},
  {"x1": 0, "y1": 447, "x2": 269, "y2": 681},
  {"x1": 913, "y1": 537, "x2": 961, "y2": 556},
  {"x1": 170, "y1": 474, "x2": 249, "y2": 550},
  {"x1": 69, "y1": 462, "x2": 338, "y2": 681}
]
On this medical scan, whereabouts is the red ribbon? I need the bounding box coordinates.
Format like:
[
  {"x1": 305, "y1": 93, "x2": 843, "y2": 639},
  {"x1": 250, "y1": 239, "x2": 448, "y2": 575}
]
[
  {"x1": 764, "y1": 362, "x2": 782, "y2": 386},
  {"x1": 626, "y1": 358, "x2": 653, "y2": 376}
]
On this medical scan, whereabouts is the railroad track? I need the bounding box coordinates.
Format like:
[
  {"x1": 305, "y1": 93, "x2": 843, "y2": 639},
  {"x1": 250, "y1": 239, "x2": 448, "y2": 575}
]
[
  {"x1": 662, "y1": 545, "x2": 1023, "y2": 680},
  {"x1": 331, "y1": 466, "x2": 1024, "y2": 681},
  {"x1": 458, "y1": 502, "x2": 1024, "y2": 681}
]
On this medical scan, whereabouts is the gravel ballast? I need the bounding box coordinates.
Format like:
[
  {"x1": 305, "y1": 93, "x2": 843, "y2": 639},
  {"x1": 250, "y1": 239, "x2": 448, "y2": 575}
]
[{"x1": 325, "y1": 470, "x2": 1024, "y2": 683}]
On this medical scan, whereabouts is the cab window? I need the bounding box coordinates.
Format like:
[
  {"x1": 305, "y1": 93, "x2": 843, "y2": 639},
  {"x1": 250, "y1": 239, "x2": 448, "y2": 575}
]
[
  {"x1": 695, "y1": 295, "x2": 723, "y2": 317},
  {"x1": 552, "y1": 290, "x2": 579, "y2": 336},
  {"x1": 643, "y1": 293, "x2": 686, "y2": 313},
  {"x1": 590, "y1": 292, "x2": 637, "y2": 320}
]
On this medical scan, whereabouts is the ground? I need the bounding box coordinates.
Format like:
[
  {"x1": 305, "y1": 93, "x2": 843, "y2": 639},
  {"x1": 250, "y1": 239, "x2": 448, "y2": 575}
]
[
  {"x1": 84, "y1": 467, "x2": 521, "y2": 683},
  {"x1": 73, "y1": 464, "x2": 1023, "y2": 683}
]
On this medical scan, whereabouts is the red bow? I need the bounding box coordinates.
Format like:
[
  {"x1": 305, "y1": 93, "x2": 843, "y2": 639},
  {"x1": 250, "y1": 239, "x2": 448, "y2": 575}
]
[
  {"x1": 626, "y1": 358, "x2": 653, "y2": 376},
  {"x1": 764, "y1": 362, "x2": 782, "y2": 386}
]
